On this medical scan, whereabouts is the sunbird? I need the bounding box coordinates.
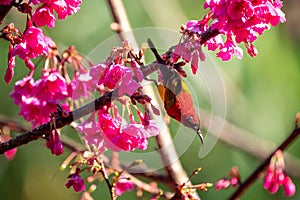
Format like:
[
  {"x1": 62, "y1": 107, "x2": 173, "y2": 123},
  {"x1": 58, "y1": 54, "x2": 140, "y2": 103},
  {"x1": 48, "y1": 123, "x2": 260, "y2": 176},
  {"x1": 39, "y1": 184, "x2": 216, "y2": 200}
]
[{"x1": 148, "y1": 39, "x2": 204, "y2": 144}]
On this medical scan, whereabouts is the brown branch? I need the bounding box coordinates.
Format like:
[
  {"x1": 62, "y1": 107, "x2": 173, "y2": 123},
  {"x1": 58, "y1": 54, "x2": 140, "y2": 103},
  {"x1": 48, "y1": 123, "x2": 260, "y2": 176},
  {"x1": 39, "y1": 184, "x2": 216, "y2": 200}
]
[
  {"x1": 0, "y1": 0, "x2": 222, "y2": 156},
  {"x1": 2, "y1": 109, "x2": 300, "y2": 179},
  {"x1": 97, "y1": 154, "x2": 173, "y2": 199},
  {"x1": 228, "y1": 127, "x2": 300, "y2": 200},
  {"x1": 0, "y1": 91, "x2": 113, "y2": 154},
  {"x1": 200, "y1": 110, "x2": 300, "y2": 178}
]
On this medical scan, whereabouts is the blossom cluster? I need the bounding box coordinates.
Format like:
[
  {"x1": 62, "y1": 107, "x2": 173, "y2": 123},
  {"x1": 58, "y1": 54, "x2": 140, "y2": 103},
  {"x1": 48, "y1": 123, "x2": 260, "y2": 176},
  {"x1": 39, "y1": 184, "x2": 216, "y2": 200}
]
[
  {"x1": 30, "y1": 0, "x2": 82, "y2": 28},
  {"x1": 8, "y1": 43, "x2": 96, "y2": 155},
  {"x1": 11, "y1": 70, "x2": 70, "y2": 128},
  {"x1": 264, "y1": 150, "x2": 296, "y2": 197},
  {"x1": 65, "y1": 168, "x2": 86, "y2": 192},
  {"x1": 215, "y1": 166, "x2": 240, "y2": 190},
  {"x1": 175, "y1": 0, "x2": 286, "y2": 70},
  {"x1": 1, "y1": 0, "x2": 82, "y2": 84},
  {"x1": 64, "y1": 155, "x2": 135, "y2": 196},
  {"x1": 77, "y1": 44, "x2": 159, "y2": 152},
  {"x1": 1, "y1": 0, "x2": 295, "y2": 199},
  {"x1": 9, "y1": 40, "x2": 159, "y2": 155}
]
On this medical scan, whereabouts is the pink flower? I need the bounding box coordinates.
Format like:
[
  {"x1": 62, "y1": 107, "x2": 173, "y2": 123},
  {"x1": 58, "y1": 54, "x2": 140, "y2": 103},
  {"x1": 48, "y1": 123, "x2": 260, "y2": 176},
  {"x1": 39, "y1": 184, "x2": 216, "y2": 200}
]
[
  {"x1": 68, "y1": 73, "x2": 94, "y2": 100},
  {"x1": 283, "y1": 176, "x2": 296, "y2": 197},
  {"x1": 183, "y1": 0, "x2": 285, "y2": 62},
  {"x1": 102, "y1": 64, "x2": 131, "y2": 89},
  {"x1": 245, "y1": 43, "x2": 258, "y2": 57},
  {"x1": 29, "y1": 0, "x2": 82, "y2": 27},
  {"x1": 77, "y1": 114, "x2": 105, "y2": 152},
  {"x1": 230, "y1": 177, "x2": 239, "y2": 187},
  {"x1": 52, "y1": 0, "x2": 82, "y2": 20},
  {"x1": 173, "y1": 41, "x2": 205, "y2": 74},
  {"x1": 191, "y1": 50, "x2": 199, "y2": 74},
  {"x1": 264, "y1": 167, "x2": 274, "y2": 190},
  {"x1": 36, "y1": 70, "x2": 69, "y2": 101},
  {"x1": 29, "y1": 0, "x2": 40, "y2": 4},
  {"x1": 216, "y1": 36, "x2": 243, "y2": 61},
  {"x1": 98, "y1": 112, "x2": 158, "y2": 152},
  {"x1": 4, "y1": 47, "x2": 16, "y2": 84},
  {"x1": 32, "y1": 6, "x2": 56, "y2": 28},
  {"x1": 11, "y1": 71, "x2": 70, "y2": 127},
  {"x1": 10, "y1": 76, "x2": 33, "y2": 103},
  {"x1": 4, "y1": 148, "x2": 17, "y2": 161},
  {"x1": 11, "y1": 26, "x2": 53, "y2": 69},
  {"x1": 115, "y1": 177, "x2": 134, "y2": 196},
  {"x1": 216, "y1": 166, "x2": 241, "y2": 191},
  {"x1": 118, "y1": 70, "x2": 139, "y2": 96},
  {"x1": 46, "y1": 129, "x2": 64, "y2": 156},
  {"x1": 65, "y1": 168, "x2": 86, "y2": 192},
  {"x1": 12, "y1": 26, "x2": 51, "y2": 59},
  {"x1": 215, "y1": 179, "x2": 231, "y2": 190},
  {"x1": 264, "y1": 150, "x2": 296, "y2": 197},
  {"x1": 89, "y1": 63, "x2": 107, "y2": 85},
  {"x1": 19, "y1": 96, "x2": 43, "y2": 126}
]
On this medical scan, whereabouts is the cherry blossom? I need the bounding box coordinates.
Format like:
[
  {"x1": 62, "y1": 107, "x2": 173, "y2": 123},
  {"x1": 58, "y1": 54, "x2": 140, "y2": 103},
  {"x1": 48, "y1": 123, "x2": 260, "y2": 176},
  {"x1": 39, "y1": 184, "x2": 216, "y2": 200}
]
[
  {"x1": 283, "y1": 176, "x2": 296, "y2": 197},
  {"x1": 98, "y1": 111, "x2": 158, "y2": 152},
  {"x1": 215, "y1": 179, "x2": 231, "y2": 190},
  {"x1": 36, "y1": 70, "x2": 69, "y2": 101},
  {"x1": 4, "y1": 148, "x2": 17, "y2": 161},
  {"x1": 264, "y1": 150, "x2": 296, "y2": 197},
  {"x1": 11, "y1": 71, "x2": 69, "y2": 127},
  {"x1": 77, "y1": 114, "x2": 105, "y2": 152},
  {"x1": 179, "y1": 0, "x2": 286, "y2": 65},
  {"x1": 65, "y1": 168, "x2": 86, "y2": 192},
  {"x1": 32, "y1": 6, "x2": 56, "y2": 28},
  {"x1": 115, "y1": 177, "x2": 134, "y2": 196},
  {"x1": 46, "y1": 129, "x2": 64, "y2": 156},
  {"x1": 11, "y1": 26, "x2": 54, "y2": 70},
  {"x1": 215, "y1": 166, "x2": 240, "y2": 191},
  {"x1": 30, "y1": 0, "x2": 82, "y2": 27},
  {"x1": 68, "y1": 73, "x2": 94, "y2": 100}
]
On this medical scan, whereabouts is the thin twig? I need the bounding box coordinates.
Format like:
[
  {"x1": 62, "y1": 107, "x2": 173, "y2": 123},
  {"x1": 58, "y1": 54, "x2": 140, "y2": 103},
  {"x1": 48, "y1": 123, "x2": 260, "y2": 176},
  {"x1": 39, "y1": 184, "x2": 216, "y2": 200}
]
[
  {"x1": 200, "y1": 110, "x2": 300, "y2": 178},
  {"x1": 228, "y1": 127, "x2": 300, "y2": 200},
  {"x1": 2, "y1": 110, "x2": 300, "y2": 178},
  {"x1": 98, "y1": 158, "x2": 116, "y2": 200},
  {"x1": 0, "y1": 3, "x2": 220, "y2": 155},
  {"x1": 122, "y1": 171, "x2": 174, "y2": 199}
]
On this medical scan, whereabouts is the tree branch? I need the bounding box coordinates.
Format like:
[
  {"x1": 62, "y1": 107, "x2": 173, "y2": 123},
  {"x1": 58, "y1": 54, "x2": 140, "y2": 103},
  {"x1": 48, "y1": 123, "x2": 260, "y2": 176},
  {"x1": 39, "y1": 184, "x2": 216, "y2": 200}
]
[
  {"x1": 200, "y1": 110, "x2": 300, "y2": 178},
  {"x1": 0, "y1": 91, "x2": 113, "y2": 154},
  {"x1": 228, "y1": 127, "x2": 300, "y2": 200}
]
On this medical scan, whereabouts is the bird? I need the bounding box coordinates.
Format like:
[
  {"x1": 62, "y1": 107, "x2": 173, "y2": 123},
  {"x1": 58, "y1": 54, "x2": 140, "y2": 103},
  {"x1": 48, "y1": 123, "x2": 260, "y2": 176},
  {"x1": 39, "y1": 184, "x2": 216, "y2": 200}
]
[{"x1": 147, "y1": 39, "x2": 204, "y2": 144}]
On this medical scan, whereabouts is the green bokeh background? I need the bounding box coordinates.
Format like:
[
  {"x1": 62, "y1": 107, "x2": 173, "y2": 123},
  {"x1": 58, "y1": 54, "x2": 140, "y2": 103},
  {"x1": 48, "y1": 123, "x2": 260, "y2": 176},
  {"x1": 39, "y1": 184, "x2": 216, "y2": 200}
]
[{"x1": 0, "y1": 1, "x2": 299, "y2": 199}]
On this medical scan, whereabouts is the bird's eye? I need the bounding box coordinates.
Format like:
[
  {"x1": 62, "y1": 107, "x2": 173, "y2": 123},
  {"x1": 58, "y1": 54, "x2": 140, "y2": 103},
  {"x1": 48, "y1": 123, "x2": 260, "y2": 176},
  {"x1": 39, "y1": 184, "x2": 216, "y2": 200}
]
[{"x1": 193, "y1": 122, "x2": 199, "y2": 131}]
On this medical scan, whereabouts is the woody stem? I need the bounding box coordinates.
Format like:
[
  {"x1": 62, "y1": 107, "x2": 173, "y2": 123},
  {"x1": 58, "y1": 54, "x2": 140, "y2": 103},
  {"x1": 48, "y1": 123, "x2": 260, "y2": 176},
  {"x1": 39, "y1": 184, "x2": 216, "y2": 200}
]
[{"x1": 228, "y1": 127, "x2": 300, "y2": 200}]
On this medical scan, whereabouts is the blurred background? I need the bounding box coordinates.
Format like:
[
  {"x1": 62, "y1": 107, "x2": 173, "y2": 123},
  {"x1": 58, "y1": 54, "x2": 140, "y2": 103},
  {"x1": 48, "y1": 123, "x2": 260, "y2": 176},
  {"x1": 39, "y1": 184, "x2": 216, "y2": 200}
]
[{"x1": 0, "y1": 0, "x2": 299, "y2": 199}]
